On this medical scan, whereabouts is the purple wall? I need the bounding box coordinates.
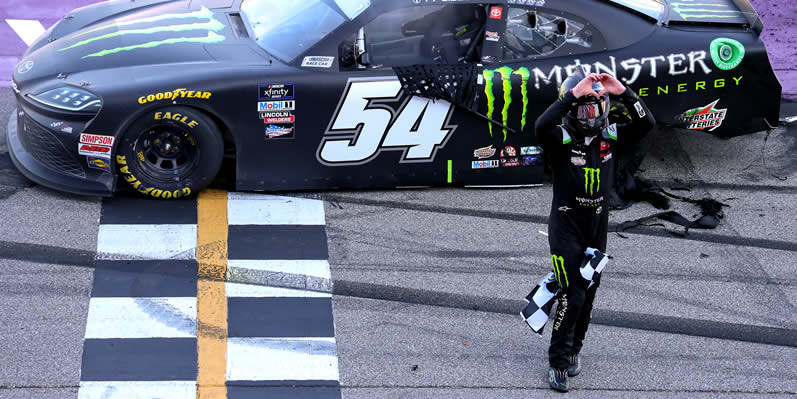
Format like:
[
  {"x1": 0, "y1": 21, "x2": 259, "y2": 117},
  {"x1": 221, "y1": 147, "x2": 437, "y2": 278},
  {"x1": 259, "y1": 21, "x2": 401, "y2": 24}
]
[{"x1": 748, "y1": 0, "x2": 796, "y2": 100}]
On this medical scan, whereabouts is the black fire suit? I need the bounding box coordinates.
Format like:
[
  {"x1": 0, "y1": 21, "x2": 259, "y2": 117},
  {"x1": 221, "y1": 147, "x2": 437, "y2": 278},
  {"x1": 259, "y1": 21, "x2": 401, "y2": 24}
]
[{"x1": 534, "y1": 87, "x2": 655, "y2": 369}]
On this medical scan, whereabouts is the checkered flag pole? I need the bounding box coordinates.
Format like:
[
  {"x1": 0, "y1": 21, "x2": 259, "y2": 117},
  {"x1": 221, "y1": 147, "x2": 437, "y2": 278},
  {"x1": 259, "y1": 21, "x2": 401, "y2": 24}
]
[
  {"x1": 581, "y1": 247, "x2": 612, "y2": 288},
  {"x1": 520, "y1": 272, "x2": 560, "y2": 336}
]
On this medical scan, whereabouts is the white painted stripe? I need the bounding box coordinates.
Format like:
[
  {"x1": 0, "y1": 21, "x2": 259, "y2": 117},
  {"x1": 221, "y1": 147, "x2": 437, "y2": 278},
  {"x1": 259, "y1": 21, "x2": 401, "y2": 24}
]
[
  {"x1": 96, "y1": 224, "x2": 196, "y2": 260},
  {"x1": 85, "y1": 297, "x2": 197, "y2": 338},
  {"x1": 228, "y1": 259, "x2": 331, "y2": 280},
  {"x1": 226, "y1": 282, "x2": 330, "y2": 298},
  {"x1": 5, "y1": 19, "x2": 46, "y2": 46},
  {"x1": 227, "y1": 193, "x2": 325, "y2": 225},
  {"x1": 78, "y1": 381, "x2": 196, "y2": 399},
  {"x1": 227, "y1": 337, "x2": 339, "y2": 381}
]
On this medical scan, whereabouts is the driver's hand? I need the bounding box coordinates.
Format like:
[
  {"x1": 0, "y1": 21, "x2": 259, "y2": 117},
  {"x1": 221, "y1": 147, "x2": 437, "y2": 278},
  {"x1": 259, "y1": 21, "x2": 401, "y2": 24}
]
[
  {"x1": 597, "y1": 73, "x2": 627, "y2": 96},
  {"x1": 571, "y1": 74, "x2": 601, "y2": 99}
]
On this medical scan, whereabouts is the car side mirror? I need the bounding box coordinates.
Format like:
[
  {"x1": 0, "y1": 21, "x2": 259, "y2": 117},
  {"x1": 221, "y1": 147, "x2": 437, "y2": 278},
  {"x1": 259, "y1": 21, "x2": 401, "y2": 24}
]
[
  {"x1": 357, "y1": 52, "x2": 371, "y2": 66},
  {"x1": 355, "y1": 27, "x2": 370, "y2": 68}
]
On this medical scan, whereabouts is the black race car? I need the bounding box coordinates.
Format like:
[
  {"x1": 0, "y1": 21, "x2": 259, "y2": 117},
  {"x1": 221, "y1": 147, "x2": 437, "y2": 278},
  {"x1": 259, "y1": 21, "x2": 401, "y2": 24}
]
[{"x1": 9, "y1": 0, "x2": 780, "y2": 198}]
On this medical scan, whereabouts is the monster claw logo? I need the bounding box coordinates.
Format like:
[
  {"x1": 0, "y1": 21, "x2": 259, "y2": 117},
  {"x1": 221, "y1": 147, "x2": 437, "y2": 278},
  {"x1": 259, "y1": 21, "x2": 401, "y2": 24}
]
[
  {"x1": 59, "y1": 6, "x2": 226, "y2": 59},
  {"x1": 671, "y1": 1, "x2": 744, "y2": 20},
  {"x1": 482, "y1": 66, "x2": 530, "y2": 141},
  {"x1": 678, "y1": 99, "x2": 727, "y2": 131},
  {"x1": 551, "y1": 254, "x2": 568, "y2": 288},
  {"x1": 584, "y1": 168, "x2": 600, "y2": 196}
]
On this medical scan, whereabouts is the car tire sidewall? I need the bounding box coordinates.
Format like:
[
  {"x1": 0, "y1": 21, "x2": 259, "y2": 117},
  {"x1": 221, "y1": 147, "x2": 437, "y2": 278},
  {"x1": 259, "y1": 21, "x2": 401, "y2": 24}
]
[{"x1": 116, "y1": 106, "x2": 223, "y2": 199}]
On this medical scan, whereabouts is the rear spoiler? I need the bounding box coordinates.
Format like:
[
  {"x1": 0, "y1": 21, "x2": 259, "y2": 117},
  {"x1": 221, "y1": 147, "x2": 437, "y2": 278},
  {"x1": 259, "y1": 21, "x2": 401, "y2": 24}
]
[
  {"x1": 666, "y1": 0, "x2": 763, "y2": 36},
  {"x1": 730, "y1": 0, "x2": 764, "y2": 35}
]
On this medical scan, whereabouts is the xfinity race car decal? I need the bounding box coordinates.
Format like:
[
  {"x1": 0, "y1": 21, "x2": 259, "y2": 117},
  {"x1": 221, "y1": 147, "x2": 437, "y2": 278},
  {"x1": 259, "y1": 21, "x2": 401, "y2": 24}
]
[
  {"x1": 317, "y1": 77, "x2": 457, "y2": 166},
  {"x1": 57, "y1": 6, "x2": 226, "y2": 59}
]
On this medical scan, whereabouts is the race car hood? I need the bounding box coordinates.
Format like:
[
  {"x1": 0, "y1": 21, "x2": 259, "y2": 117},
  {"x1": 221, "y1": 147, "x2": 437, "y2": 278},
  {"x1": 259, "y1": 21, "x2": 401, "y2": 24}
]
[{"x1": 13, "y1": 1, "x2": 231, "y2": 85}]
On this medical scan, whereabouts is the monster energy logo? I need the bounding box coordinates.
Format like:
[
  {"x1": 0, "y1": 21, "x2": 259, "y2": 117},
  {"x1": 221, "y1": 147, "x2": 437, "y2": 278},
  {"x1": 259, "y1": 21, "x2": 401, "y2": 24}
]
[
  {"x1": 584, "y1": 168, "x2": 600, "y2": 196},
  {"x1": 551, "y1": 255, "x2": 568, "y2": 288},
  {"x1": 709, "y1": 38, "x2": 745, "y2": 70},
  {"x1": 58, "y1": 6, "x2": 226, "y2": 59},
  {"x1": 482, "y1": 67, "x2": 530, "y2": 141},
  {"x1": 671, "y1": 1, "x2": 744, "y2": 20}
]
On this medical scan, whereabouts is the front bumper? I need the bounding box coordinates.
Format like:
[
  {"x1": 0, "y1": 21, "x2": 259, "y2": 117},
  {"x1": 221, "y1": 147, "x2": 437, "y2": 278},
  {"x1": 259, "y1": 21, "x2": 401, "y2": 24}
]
[{"x1": 7, "y1": 109, "x2": 113, "y2": 197}]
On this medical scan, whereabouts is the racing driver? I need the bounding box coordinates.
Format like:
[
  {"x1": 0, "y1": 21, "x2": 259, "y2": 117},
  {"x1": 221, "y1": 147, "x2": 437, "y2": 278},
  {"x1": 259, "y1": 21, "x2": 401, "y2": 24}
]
[{"x1": 534, "y1": 68, "x2": 655, "y2": 392}]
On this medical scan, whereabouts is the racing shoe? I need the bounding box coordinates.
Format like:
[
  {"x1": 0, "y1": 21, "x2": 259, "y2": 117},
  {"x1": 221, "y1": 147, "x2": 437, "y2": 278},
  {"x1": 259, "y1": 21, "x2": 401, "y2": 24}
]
[
  {"x1": 548, "y1": 367, "x2": 569, "y2": 392},
  {"x1": 568, "y1": 354, "x2": 581, "y2": 377}
]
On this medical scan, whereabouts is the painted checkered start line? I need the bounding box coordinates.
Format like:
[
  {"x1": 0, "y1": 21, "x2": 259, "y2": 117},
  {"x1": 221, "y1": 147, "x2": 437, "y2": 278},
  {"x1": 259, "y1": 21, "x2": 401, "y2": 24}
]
[{"x1": 80, "y1": 191, "x2": 341, "y2": 399}]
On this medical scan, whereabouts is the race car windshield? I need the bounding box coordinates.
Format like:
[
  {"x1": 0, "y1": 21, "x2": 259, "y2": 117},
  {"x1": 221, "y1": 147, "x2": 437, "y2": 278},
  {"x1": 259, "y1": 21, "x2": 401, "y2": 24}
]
[{"x1": 241, "y1": 0, "x2": 371, "y2": 62}]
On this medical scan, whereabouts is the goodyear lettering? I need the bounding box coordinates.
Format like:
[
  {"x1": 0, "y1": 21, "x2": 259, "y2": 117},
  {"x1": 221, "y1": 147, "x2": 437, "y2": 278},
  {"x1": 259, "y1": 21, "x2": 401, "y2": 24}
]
[
  {"x1": 154, "y1": 111, "x2": 200, "y2": 128},
  {"x1": 115, "y1": 156, "x2": 191, "y2": 199},
  {"x1": 138, "y1": 88, "x2": 213, "y2": 104}
]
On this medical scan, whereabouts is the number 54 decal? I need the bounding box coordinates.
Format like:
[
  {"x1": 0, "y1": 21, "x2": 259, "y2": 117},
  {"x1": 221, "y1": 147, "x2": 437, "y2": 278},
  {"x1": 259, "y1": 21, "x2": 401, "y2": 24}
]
[{"x1": 317, "y1": 77, "x2": 457, "y2": 166}]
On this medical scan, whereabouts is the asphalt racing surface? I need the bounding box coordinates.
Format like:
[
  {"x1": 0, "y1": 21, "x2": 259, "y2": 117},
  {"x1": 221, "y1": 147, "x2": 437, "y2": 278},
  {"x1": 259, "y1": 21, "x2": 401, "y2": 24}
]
[
  {"x1": 3, "y1": 81, "x2": 797, "y2": 398},
  {"x1": 2, "y1": 1, "x2": 797, "y2": 396}
]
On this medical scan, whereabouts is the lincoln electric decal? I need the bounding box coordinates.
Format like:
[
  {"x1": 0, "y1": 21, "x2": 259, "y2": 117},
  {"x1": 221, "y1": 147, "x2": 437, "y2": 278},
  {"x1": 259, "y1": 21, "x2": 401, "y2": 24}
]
[{"x1": 58, "y1": 6, "x2": 226, "y2": 59}]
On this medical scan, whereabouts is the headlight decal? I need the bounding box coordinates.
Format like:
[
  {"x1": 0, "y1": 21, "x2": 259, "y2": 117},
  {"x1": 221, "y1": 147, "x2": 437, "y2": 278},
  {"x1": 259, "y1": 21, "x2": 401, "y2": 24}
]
[{"x1": 28, "y1": 86, "x2": 102, "y2": 111}]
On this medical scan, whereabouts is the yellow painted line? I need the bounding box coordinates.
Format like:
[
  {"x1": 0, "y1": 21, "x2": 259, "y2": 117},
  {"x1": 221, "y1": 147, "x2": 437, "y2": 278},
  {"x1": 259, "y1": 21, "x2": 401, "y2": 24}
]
[{"x1": 196, "y1": 189, "x2": 228, "y2": 399}]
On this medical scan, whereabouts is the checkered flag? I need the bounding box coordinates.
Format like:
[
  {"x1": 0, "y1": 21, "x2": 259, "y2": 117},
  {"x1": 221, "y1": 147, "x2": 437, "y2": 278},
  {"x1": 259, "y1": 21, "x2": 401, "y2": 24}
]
[
  {"x1": 520, "y1": 272, "x2": 560, "y2": 336},
  {"x1": 581, "y1": 248, "x2": 612, "y2": 288}
]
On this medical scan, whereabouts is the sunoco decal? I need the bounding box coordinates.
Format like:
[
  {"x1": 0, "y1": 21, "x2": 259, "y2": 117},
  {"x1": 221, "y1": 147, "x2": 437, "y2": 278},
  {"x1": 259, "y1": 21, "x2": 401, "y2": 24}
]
[
  {"x1": 87, "y1": 156, "x2": 111, "y2": 173},
  {"x1": 58, "y1": 6, "x2": 226, "y2": 59},
  {"x1": 677, "y1": 99, "x2": 727, "y2": 131}
]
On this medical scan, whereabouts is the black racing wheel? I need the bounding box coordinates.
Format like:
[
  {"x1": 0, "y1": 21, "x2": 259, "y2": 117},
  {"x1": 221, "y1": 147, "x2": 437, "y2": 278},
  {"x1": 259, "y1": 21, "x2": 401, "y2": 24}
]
[{"x1": 115, "y1": 106, "x2": 223, "y2": 199}]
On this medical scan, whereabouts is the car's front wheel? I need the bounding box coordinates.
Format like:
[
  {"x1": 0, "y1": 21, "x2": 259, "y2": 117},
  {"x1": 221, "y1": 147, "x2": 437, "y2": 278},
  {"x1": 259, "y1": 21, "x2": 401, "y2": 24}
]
[{"x1": 115, "y1": 106, "x2": 223, "y2": 199}]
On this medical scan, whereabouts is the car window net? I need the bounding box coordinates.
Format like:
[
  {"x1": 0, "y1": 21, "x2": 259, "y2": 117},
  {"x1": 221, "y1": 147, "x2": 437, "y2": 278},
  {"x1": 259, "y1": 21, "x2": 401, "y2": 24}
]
[
  {"x1": 393, "y1": 64, "x2": 477, "y2": 109},
  {"x1": 502, "y1": 8, "x2": 593, "y2": 60}
]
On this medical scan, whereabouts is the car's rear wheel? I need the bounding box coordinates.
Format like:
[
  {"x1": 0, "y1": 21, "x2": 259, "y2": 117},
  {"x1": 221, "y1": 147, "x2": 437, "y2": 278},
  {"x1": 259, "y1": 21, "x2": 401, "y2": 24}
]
[{"x1": 115, "y1": 106, "x2": 223, "y2": 199}]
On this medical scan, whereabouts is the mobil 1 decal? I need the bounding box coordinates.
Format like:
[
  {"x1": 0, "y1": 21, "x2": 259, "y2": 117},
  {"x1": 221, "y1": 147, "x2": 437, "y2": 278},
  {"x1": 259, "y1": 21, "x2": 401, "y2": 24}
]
[{"x1": 317, "y1": 77, "x2": 457, "y2": 166}]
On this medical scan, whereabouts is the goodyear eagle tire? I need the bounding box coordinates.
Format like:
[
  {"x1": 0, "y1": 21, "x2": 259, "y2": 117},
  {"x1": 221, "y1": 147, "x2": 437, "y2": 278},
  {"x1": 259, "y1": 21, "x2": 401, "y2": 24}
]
[{"x1": 116, "y1": 106, "x2": 223, "y2": 199}]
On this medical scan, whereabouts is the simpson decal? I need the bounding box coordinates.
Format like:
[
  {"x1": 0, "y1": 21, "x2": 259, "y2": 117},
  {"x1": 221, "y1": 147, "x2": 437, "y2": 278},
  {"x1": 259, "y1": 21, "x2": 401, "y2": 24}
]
[{"x1": 80, "y1": 133, "x2": 115, "y2": 146}]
